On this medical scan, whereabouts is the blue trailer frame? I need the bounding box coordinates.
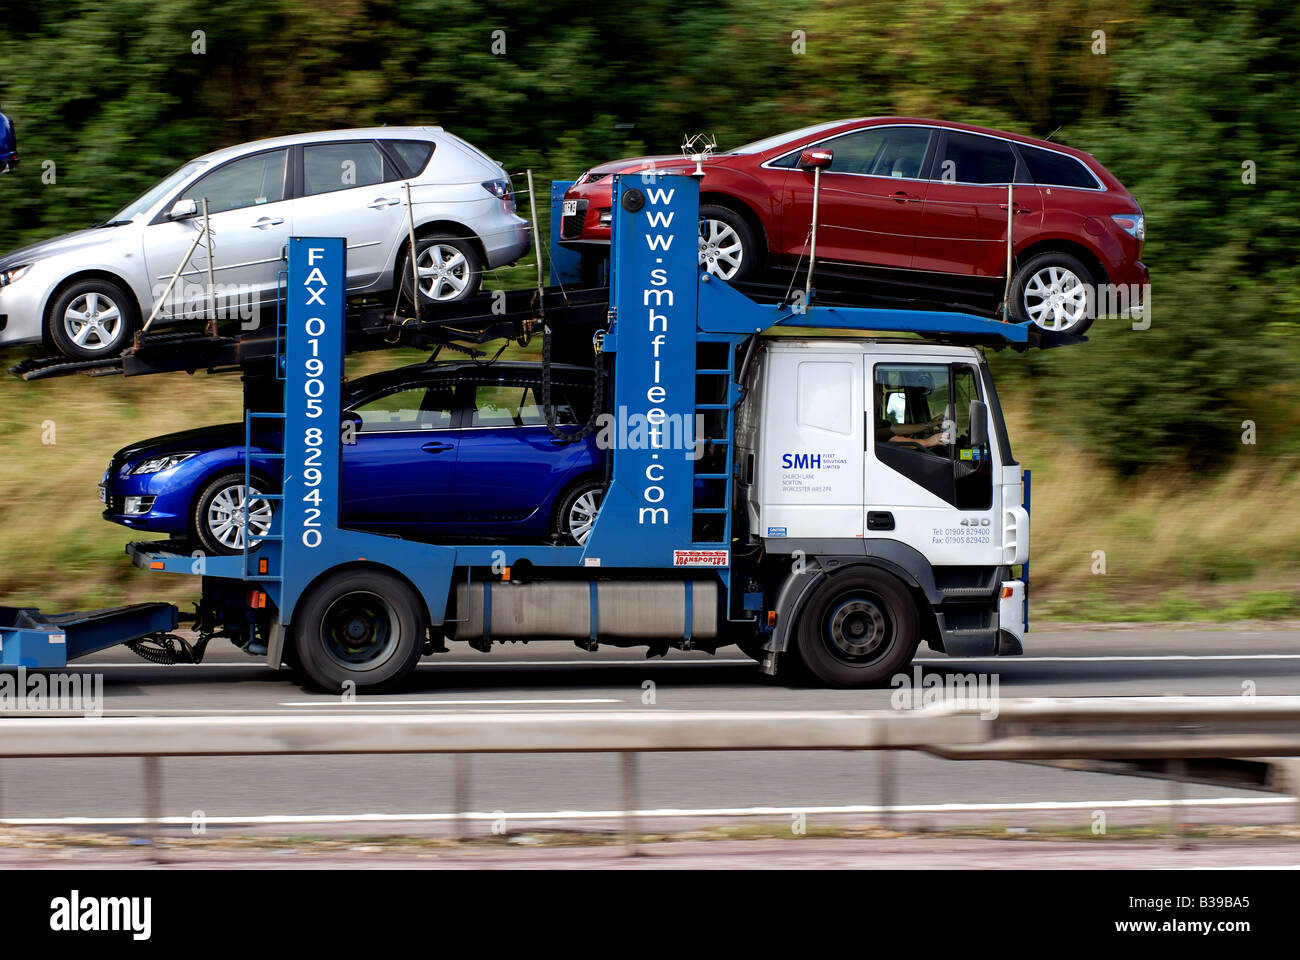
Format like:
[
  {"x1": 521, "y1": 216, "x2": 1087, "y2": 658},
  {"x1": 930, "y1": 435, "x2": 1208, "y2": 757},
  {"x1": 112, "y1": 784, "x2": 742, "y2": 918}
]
[{"x1": 1, "y1": 174, "x2": 1051, "y2": 671}]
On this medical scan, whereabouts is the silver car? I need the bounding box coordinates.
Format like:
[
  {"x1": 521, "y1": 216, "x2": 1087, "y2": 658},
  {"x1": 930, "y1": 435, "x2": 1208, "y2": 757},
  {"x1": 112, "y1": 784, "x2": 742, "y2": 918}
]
[{"x1": 0, "y1": 126, "x2": 531, "y2": 359}]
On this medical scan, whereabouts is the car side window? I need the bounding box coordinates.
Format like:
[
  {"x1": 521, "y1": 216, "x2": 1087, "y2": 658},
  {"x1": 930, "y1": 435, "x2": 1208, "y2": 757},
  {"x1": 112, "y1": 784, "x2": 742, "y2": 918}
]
[
  {"x1": 936, "y1": 132, "x2": 1018, "y2": 185},
  {"x1": 1018, "y1": 144, "x2": 1099, "y2": 189},
  {"x1": 385, "y1": 140, "x2": 435, "y2": 178},
  {"x1": 353, "y1": 385, "x2": 455, "y2": 433},
  {"x1": 182, "y1": 149, "x2": 288, "y2": 214},
  {"x1": 303, "y1": 141, "x2": 394, "y2": 196},
  {"x1": 470, "y1": 384, "x2": 576, "y2": 427},
  {"x1": 820, "y1": 129, "x2": 889, "y2": 175}
]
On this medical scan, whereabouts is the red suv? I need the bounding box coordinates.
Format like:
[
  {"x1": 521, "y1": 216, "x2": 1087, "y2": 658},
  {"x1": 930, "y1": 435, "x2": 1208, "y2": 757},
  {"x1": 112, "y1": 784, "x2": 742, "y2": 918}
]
[{"x1": 561, "y1": 118, "x2": 1146, "y2": 333}]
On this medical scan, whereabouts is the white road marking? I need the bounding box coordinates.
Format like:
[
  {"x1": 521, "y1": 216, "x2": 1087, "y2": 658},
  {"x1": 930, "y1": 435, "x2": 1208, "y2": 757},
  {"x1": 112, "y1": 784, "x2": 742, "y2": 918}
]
[
  {"x1": 278, "y1": 698, "x2": 623, "y2": 707},
  {"x1": 2, "y1": 796, "x2": 1288, "y2": 828},
  {"x1": 918, "y1": 654, "x2": 1300, "y2": 662},
  {"x1": 86, "y1": 653, "x2": 1300, "y2": 670}
]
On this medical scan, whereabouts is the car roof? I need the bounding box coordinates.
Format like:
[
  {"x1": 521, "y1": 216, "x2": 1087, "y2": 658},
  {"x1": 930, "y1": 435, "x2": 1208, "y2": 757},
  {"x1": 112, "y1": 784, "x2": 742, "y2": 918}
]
[
  {"x1": 347, "y1": 360, "x2": 596, "y2": 395},
  {"x1": 194, "y1": 127, "x2": 446, "y2": 165},
  {"x1": 764, "y1": 116, "x2": 1100, "y2": 162}
]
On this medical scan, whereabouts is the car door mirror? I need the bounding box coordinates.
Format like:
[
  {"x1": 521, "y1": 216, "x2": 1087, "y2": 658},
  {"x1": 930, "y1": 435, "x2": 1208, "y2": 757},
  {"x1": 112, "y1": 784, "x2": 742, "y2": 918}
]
[
  {"x1": 168, "y1": 198, "x2": 199, "y2": 220},
  {"x1": 798, "y1": 148, "x2": 833, "y2": 170},
  {"x1": 968, "y1": 399, "x2": 989, "y2": 447}
]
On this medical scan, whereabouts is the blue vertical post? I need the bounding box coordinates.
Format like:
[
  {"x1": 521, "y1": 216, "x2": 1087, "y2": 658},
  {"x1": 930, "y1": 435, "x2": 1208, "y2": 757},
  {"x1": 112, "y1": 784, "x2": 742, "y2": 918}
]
[
  {"x1": 580, "y1": 174, "x2": 700, "y2": 566},
  {"x1": 549, "y1": 181, "x2": 584, "y2": 286}
]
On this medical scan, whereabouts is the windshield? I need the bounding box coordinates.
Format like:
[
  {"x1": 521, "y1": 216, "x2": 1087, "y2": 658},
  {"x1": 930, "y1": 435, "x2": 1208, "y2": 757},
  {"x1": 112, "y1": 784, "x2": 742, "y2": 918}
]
[
  {"x1": 729, "y1": 120, "x2": 855, "y2": 155},
  {"x1": 109, "y1": 160, "x2": 207, "y2": 223}
]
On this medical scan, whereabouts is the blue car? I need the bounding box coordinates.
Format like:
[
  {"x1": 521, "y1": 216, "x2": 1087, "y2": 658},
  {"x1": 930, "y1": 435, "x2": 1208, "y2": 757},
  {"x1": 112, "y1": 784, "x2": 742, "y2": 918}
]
[
  {"x1": 0, "y1": 108, "x2": 14, "y2": 173},
  {"x1": 101, "y1": 361, "x2": 607, "y2": 554}
]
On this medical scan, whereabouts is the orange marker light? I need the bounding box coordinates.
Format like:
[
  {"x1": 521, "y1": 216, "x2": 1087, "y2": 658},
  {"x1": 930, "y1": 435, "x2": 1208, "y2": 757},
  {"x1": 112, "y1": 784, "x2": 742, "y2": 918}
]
[
  {"x1": 767, "y1": 610, "x2": 777, "y2": 627},
  {"x1": 149, "y1": 561, "x2": 164, "y2": 570},
  {"x1": 1001, "y1": 586, "x2": 1015, "y2": 598},
  {"x1": 502, "y1": 566, "x2": 511, "y2": 581}
]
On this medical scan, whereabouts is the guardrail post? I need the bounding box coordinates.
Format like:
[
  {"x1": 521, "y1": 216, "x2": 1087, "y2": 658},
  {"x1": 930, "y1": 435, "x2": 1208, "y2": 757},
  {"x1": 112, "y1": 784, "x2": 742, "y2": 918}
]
[
  {"x1": 878, "y1": 751, "x2": 895, "y2": 828},
  {"x1": 621, "y1": 752, "x2": 641, "y2": 856},
  {"x1": 453, "y1": 754, "x2": 471, "y2": 842},
  {"x1": 1166, "y1": 758, "x2": 1190, "y2": 850},
  {"x1": 142, "y1": 756, "x2": 164, "y2": 862}
]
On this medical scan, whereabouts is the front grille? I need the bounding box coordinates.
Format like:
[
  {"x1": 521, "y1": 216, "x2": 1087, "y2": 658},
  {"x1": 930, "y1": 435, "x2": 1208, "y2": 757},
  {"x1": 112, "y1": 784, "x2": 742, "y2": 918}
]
[{"x1": 561, "y1": 199, "x2": 588, "y2": 240}]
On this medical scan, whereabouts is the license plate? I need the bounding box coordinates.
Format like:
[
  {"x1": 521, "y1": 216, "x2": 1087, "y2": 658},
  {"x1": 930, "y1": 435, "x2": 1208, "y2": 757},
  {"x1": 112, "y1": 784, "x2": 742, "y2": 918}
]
[
  {"x1": 562, "y1": 200, "x2": 578, "y2": 217},
  {"x1": 98, "y1": 484, "x2": 106, "y2": 504}
]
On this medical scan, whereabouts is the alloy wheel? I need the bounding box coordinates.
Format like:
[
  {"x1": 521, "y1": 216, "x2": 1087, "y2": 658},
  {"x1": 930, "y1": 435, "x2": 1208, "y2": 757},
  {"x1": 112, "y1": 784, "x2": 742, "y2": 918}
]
[
  {"x1": 1022, "y1": 265, "x2": 1090, "y2": 331},
  {"x1": 63, "y1": 292, "x2": 124, "y2": 352},
  {"x1": 206, "y1": 483, "x2": 274, "y2": 551},
  {"x1": 697, "y1": 218, "x2": 744, "y2": 280},
  {"x1": 416, "y1": 243, "x2": 471, "y2": 301},
  {"x1": 567, "y1": 489, "x2": 602, "y2": 545}
]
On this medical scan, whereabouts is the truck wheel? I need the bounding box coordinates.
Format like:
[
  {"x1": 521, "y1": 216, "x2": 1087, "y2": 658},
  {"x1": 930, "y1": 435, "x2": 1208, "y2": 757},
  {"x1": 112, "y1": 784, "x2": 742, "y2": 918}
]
[
  {"x1": 293, "y1": 568, "x2": 427, "y2": 693},
  {"x1": 793, "y1": 568, "x2": 920, "y2": 688},
  {"x1": 48, "y1": 279, "x2": 138, "y2": 359},
  {"x1": 399, "y1": 234, "x2": 482, "y2": 306}
]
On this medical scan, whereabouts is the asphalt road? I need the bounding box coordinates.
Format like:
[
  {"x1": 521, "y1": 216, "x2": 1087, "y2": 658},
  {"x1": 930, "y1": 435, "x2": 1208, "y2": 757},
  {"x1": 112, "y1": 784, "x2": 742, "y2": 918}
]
[{"x1": 0, "y1": 625, "x2": 1296, "y2": 832}]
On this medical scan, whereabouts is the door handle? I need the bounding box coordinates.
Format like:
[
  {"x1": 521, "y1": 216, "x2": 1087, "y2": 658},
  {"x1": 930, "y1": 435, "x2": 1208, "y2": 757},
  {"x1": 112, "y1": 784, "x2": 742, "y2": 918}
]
[
  {"x1": 891, "y1": 191, "x2": 919, "y2": 203},
  {"x1": 998, "y1": 202, "x2": 1034, "y2": 213},
  {"x1": 420, "y1": 441, "x2": 454, "y2": 453},
  {"x1": 251, "y1": 217, "x2": 284, "y2": 228},
  {"x1": 867, "y1": 511, "x2": 895, "y2": 531},
  {"x1": 368, "y1": 198, "x2": 402, "y2": 209}
]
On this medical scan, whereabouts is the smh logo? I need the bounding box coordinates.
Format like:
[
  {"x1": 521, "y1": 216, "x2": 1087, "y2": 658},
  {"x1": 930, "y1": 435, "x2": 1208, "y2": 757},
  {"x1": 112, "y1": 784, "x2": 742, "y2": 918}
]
[{"x1": 781, "y1": 453, "x2": 821, "y2": 470}]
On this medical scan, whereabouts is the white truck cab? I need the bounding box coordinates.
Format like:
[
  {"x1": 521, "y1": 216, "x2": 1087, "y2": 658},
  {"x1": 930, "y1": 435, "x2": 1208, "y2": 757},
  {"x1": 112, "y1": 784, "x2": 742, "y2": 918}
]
[{"x1": 736, "y1": 338, "x2": 1028, "y2": 681}]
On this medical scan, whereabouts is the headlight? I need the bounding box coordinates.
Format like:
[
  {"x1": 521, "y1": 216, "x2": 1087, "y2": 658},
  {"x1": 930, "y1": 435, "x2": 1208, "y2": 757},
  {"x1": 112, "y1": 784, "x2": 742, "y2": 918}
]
[
  {"x1": 130, "y1": 453, "x2": 197, "y2": 475},
  {"x1": 0, "y1": 263, "x2": 31, "y2": 287},
  {"x1": 1111, "y1": 213, "x2": 1144, "y2": 241}
]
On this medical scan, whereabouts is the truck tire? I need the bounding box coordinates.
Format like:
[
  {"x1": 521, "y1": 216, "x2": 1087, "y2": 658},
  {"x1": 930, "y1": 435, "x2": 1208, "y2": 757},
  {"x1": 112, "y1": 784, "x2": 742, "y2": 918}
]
[
  {"x1": 793, "y1": 568, "x2": 920, "y2": 688},
  {"x1": 293, "y1": 568, "x2": 427, "y2": 693}
]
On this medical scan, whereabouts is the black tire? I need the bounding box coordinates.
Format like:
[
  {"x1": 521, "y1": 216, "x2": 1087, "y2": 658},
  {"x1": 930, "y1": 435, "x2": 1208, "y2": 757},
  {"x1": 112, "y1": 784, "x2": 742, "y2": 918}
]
[
  {"x1": 293, "y1": 568, "x2": 427, "y2": 693},
  {"x1": 191, "y1": 470, "x2": 276, "y2": 556},
  {"x1": 552, "y1": 477, "x2": 605, "y2": 545},
  {"x1": 699, "y1": 204, "x2": 758, "y2": 282},
  {"x1": 1009, "y1": 251, "x2": 1096, "y2": 334},
  {"x1": 398, "y1": 233, "x2": 482, "y2": 307},
  {"x1": 792, "y1": 568, "x2": 921, "y2": 688},
  {"x1": 47, "y1": 278, "x2": 138, "y2": 359}
]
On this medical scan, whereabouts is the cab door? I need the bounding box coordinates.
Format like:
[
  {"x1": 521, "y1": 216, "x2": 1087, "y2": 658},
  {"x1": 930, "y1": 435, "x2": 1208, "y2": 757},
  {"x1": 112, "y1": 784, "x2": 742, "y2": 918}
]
[{"x1": 865, "y1": 356, "x2": 1000, "y2": 565}]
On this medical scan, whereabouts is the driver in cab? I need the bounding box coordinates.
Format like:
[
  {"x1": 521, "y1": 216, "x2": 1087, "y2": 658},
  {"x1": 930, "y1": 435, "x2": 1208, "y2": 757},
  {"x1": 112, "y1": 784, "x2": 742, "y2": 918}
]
[{"x1": 874, "y1": 380, "x2": 949, "y2": 450}]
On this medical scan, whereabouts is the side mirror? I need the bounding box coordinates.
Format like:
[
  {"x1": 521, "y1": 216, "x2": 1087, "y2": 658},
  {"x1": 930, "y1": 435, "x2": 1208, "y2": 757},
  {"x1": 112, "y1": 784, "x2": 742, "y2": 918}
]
[
  {"x1": 168, "y1": 198, "x2": 198, "y2": 220},
  {"x1": 968, "y1": 400, "x2": 989, "y2": 447},
  {"x1": 798, "y1": 148, "x2": 833, "y2": 170}
]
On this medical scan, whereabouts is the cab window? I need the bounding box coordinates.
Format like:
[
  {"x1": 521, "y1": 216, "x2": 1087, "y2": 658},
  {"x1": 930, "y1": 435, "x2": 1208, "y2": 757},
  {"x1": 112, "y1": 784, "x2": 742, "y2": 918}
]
[{"x1": 874, "y1": 363, "x2": 992, "y2": 508}]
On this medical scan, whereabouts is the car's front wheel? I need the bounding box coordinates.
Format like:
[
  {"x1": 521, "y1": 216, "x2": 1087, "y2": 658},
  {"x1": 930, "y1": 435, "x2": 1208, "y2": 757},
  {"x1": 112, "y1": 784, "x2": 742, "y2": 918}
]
[
  {"x1": 399, "y1": 234, "x2": 483, "y2": 307},
  {"x1": 48, "y1": 279, "x2": 138, "y2": 359},
  {"x1": 191, "y1": 471, "x2": 276, "y2": 556},
  {"x1": 1010, "y1": 252, "x2": 1096, "y2": 334}
]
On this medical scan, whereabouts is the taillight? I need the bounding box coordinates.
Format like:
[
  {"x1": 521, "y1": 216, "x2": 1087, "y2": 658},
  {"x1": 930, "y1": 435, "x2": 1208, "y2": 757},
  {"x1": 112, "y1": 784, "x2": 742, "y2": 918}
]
[
  {"x1": 1111, "y1": 213, "x2": 1144, "y2": 241},
  {"x1": 482, "y1": 178, "x2": 515, "y2": 212}
]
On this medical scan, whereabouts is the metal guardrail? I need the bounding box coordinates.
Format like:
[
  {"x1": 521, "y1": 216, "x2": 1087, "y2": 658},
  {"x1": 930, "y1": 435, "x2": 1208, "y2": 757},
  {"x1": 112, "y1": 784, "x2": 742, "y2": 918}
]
[{"x1": 2, "y1": 698, "x2": 1298, "y2": 851}]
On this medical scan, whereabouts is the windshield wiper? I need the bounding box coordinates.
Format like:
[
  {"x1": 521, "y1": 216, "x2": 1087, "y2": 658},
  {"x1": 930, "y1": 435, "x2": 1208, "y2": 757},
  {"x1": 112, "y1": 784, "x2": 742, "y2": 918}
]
[{"x1": 97, "y1": 219, "x2": 134, "y2": 228}]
